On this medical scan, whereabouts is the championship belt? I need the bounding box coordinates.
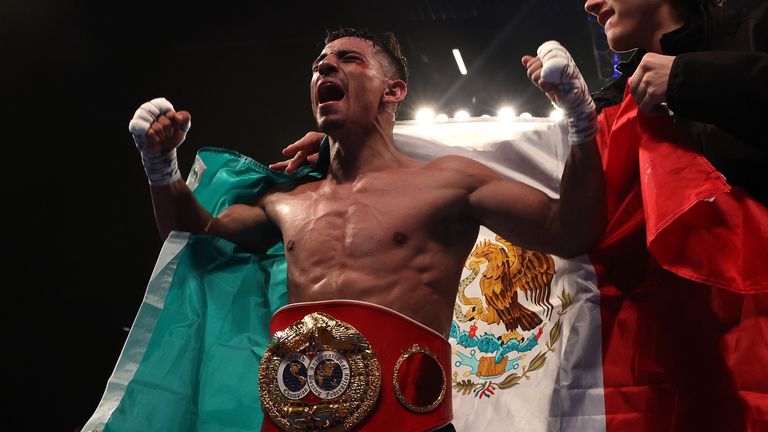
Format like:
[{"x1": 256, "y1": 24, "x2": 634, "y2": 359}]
[{"x1": 259, "y1": 300, "x2": 452, "y2": 432}]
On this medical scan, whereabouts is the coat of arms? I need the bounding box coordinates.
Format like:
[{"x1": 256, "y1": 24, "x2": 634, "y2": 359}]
[{"x1": 450, "y1": 234, "x2": 572, "y2": 399}]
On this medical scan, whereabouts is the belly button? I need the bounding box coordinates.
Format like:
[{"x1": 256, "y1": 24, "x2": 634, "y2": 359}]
[{"x1": 287, "y1": 240, "x2": 296, "y2": 252}]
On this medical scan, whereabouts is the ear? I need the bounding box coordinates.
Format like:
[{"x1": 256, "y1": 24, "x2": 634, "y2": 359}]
[{"x1": 382, "y1": 79, "x2": 407, "y2": 105}]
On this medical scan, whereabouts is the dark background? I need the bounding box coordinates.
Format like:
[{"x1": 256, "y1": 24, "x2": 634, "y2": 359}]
[{"x1": 2, "y1": 0, "x2": 759, "y2": 429}]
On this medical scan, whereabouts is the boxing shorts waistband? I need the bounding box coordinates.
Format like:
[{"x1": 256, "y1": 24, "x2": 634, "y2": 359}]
[{"x1": 259, "y1": 299, "x2": 452, "y2": 432}]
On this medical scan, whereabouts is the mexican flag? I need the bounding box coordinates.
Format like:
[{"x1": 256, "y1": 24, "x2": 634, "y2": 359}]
[
  {"x1": 83, "y1": 108, "x2": 768, "y2": 431},
  {"x1": 394, "y1": 119, "x2": 605, "y2": 431}
]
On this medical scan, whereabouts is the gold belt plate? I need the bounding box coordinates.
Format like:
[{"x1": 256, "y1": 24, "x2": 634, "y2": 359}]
[{"x1": 258, "y1": 312, "x2": 381, "y2": 432}]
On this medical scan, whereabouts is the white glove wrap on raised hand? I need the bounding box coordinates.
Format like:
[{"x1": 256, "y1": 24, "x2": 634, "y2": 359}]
[
  {"x1": 537, "y1": 41, "x2": 597, "y2": 146},
  {"x1": 128, "y1": 97, "x2": 191, "y2": 185}
]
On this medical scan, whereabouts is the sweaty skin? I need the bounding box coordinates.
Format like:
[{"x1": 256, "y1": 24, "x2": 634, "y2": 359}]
[
  {"x1": 261, "y1": 158, "x2": 494, "y2": 336},
  {"x1": 145, "y1": 37, "x2": 604, "y2": 337},
  {"x1": 213, "y1": 149, "x2": 563, "y2": 337}
]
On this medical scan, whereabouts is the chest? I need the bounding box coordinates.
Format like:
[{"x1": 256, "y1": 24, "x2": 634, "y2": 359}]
[{"x1": 264, "y1": 175, "x2": 471, "y2": 258}]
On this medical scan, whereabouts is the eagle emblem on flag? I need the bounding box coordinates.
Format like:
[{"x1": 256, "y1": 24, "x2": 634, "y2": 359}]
[{"x1": 450, "y1": 234, "x2": 572, "y2": 399}]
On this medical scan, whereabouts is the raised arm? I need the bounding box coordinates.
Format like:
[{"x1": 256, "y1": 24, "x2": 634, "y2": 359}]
[
  {"x1": 128, "y1": 98, "x2": 276, "y2": 251},
  {"x1": 469, "y1": 41, "x2": 605, "y2": 257}
]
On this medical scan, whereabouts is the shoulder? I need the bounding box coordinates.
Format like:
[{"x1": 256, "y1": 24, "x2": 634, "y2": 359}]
[
  {"x1": 259, "y1": 178, "x2": 321, "y2": 205},
  {"x1": 426, "y1": 154, "x2": 490, "y2": 171},
  {"x1": 422, "y1": 155, "x2": 501, "y2": 186},
  {"x1": 710, "y1": 3, "x2": 768, "y2": 47}
]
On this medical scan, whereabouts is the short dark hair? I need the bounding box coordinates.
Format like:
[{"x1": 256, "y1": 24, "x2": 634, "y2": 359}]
[{"x1": 324, "y1": 28, "x2": 409, "y2": 83}]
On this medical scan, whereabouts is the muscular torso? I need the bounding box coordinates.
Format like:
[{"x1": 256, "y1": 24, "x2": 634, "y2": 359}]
[{"x1": 260, "y1": 158, "x2": 483, "y2": 336}]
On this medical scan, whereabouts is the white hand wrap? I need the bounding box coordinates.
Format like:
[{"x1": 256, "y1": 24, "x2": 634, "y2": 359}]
[
  {"x1": 128, "y1": 97, "x2": 191, "y2": 185},
  {"x1": 537, "y1": 41, "x2": 597, "y2": 146}
]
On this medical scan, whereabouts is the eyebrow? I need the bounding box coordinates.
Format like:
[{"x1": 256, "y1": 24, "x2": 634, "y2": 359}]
[{"x1": 311, "y1": 49, "x2": 363, "y2": 69}]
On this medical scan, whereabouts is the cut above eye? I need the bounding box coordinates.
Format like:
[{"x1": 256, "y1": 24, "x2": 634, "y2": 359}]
[{"x1": 317, "y1": 82, "x2": 345, "y2": 103}]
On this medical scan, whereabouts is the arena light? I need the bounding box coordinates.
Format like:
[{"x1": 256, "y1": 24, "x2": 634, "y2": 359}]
[
  {"x1": 519, "y1": 112, "x2": 533, "y2": 119},
  {"x1": 415, "y1": 108, "x2": 436, "y2": 124},
  {"x1": 435, "y1": 113, "x2": 449, "y2": 122},
  {"x1": 454, "y1": 110, "x2": 470, "y2": 122},
  {"x1": 497, "y1": 107, "x2": 516, "y2": 121},
  {"x1": 452, "y1": 49, "x2": 468, "y2": 75},
  {"x1": 549, "y1": 108, "x2": 564, "y2": 122}
]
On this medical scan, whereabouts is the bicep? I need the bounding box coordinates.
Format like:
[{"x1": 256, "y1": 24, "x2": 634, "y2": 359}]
[
  {"x1": 455, "y1": 156, "x2": 554, "y2": 229},
  {"x1": 466, "y1": 142, "x2": 605, "y2": 257},
  {"x1": 438, "y1": 156, "x2": 562, "y2": 251},
  {"x1": 469, "y1": 179, "x2": 556, "y2": 245}
]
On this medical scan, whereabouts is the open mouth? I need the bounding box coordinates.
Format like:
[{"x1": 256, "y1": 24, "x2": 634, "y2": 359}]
[{"x1": 317, "y1": 81, "x2": 345, "y2": 104}]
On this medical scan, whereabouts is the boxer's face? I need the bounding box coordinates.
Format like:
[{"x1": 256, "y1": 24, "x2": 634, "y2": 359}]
[
  {"x1": 584, "y1": 0, "x2": 675, "y2": 52},
  {"x1": 310, "y1": 37, "x2": 390, "y2": 134}
]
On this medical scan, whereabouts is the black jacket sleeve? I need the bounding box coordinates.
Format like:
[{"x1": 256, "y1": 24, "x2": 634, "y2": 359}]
[{"x1": 666, "y1": 4, "x2": 768, "y2": 148}]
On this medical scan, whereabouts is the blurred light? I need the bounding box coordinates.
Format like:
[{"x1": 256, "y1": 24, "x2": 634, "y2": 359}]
[
  {"x1": 549, "y1": 108, "x2": 564, "y2": 122},
  {"x1": 454, "y1": 110, "x2": 470, "y2": 121},
  {"x1": 452, "y1": 49, "x2": 468, "y2": 75},
  {"x1": 415, "y1": 108, "x2": 435, "y2": 124},
  {"x1": 480, "y1": 114, "x2": 491, "y2": 118},
  {"x1": 435, "y1": 113, "x2": 449, "y2": 122},
  {"x1": 497, "y1": 107, "x2": 516, "y2": 121},
  {"x1": 519, "y1": 112, "x2": 533, "y2": 119}
]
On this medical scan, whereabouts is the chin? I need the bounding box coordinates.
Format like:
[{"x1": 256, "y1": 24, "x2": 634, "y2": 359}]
[
  {"x1": 318, "y1": 119, "x2": 343, "y2": 134},
  {"x1": 607, "y1": 34, "x2": 635, "y2": 53}
]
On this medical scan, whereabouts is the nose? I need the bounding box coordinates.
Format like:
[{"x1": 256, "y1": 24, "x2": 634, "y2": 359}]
[
  {"x1": 584, "y1": 0, "x2": 603, "y2": 17},
  {"x1": 317, "y1": 56, "x2": 339, "y2": 76}
]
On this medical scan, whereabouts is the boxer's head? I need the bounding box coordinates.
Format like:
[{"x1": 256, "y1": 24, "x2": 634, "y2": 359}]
[
  {"x1": 583, "y1": 0, "x2": 723, "y2": 52},
  {"x1": 310, "y1": 28, "x2": 408, "y2": 135}
]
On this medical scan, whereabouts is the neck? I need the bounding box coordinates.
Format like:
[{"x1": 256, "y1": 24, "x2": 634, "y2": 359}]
[
  {"x1": 325, "y1": 119, "x2": 408, "y2": 184},
  {"x1": 648, "y1": 3, "x2": 689, "y2": 53}
]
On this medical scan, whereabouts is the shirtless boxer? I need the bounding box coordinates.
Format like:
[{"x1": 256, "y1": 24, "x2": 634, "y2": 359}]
[{"x1": 128, "y1": 29, "x2": 603, "y2": 432}]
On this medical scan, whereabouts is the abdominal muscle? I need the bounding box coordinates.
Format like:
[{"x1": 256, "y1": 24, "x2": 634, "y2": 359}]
[
  {"x1": 285, "y1": 240, "x2": 467, "y2": 337},
  {"x1": 265, "y1": 172, "x2": 480, "y2": 337},
  {"x1": 271, "y1": 189, "x2": 478, "y2": 335}
]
